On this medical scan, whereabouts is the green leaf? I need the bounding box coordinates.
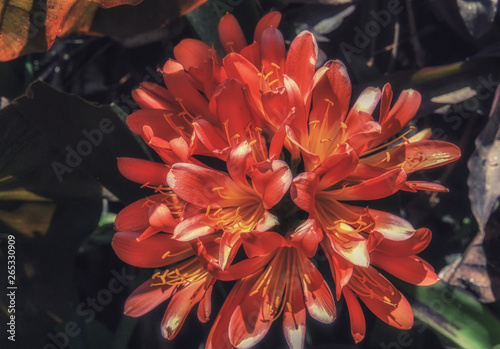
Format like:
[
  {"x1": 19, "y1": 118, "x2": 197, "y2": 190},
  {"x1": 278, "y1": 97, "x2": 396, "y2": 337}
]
[
  {"x1": 404, "y1": 281, "x2": 500, "y2": 349},
  {"x1": 10, "y1": 80, "x2": 150, "y2": 204}
]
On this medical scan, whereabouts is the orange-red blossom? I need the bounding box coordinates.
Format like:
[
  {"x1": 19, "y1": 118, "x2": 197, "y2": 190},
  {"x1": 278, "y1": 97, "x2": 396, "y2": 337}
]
[{"x1": 112, "y1": 10, "x2": 460, "y2": 349}]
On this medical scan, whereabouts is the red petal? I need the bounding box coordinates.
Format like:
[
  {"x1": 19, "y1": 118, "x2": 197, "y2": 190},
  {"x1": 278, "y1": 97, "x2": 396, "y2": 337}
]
[
  {"x1": 223, "y1": 53, "x2": 262, "y2": 111},
  {"x1": 229, "y1": 282, "x2": 273, "y2": 348},
  {"x1": 331, "y1": 168, "x2": 407, "y2": 201},
  {"x1": 373, "y1": 88, "x2": 421, "y2": 147},
  {"x1": 124, "y1": 279, "x2": 175, "y2": 317},
  {"x1": 210, "y1": 79, "x2": 255, "y2": 137},
  {"x1": 148, "y1": 203, "x2": 176, "y2": 228},
  {"x1": 226, "y1": 141, "x2": 254, "y2": 190},
  {"x1": 112, "y1": 231, "x2": 192, "y2": 268},
  {"x1": 219, "y1": 230, "x2": 243, "y2": 271},
  {"x1": 371, "y1": 253, "x2": 439, "y2": 286},
  {"x1": 216, "y1": 253, "x2": 274, "y2": 281},
  {"x1": 322, "y1": 242, "x2": 353, "y2": 299},
  {"x1": 343, "y1": 287, "x2": 366, "y2": 343},
  {"x1": 127, "y1": 108, "x2": 189, "y2": 140},
  {"x1": 255, "y1": 211, "x2": 279, "y2": 231},
  {"x1": 117, "y1": 157, "x2": 169, "y2": 186},
  {"x1": 307, "y1": 60, "x2": 351, "y2": 128},
  {"x1": 241, "y1": 231, "x2": 288, "y2": 258},
  {"x1": 317, "y1": 143, "x2": 359, "y2": 189},
  {"x1": 115, "y1": 195, "x2": 160, "y2": 231},
  {"x1": 402, "y1": 181, "x2": 449, "y2": 192},
  {"x1": 136, "y1": 226, "x2": 161, "y2": 242},
  {"x1": 345, "y1": 87, "x2": 381, "y2": 125},
  {"x1": 169, "y1": 136, "x2": 189, "y2": 162},
  {"x1": 251, "y1": 160, "x2": 292, "y2": 209},
  {"x1": 191, "y1": 119, "x2": 229, "y2": 155},
  {"x1": 356, "y1": 270, "x2": 414, "y2": 330},
  {"x1": 283, "y1": 271, "x2": 306, "y2": 349},
  {"x1": 254, "y1": 11, "x2": 281, "y2": 42},
  {"x1": 240, "y1": 41, "x2": 261, "y2": 67},
  {"x1": 345, "y1": 118, "x2": 382, "y2": 154},
  {"x1": 173, "y1": 213, "x2": 214, "y2": 241},
  {"x1": 298, "y1": 252, "x2": 336, "y2": 323},
  {"x1": 218, "y1": 12, "x2": 247, "y2": 53},
  {"x1": 161, "y1": 278, "x2": 208, "y2": 339},
  {"x1": 268, "y1": 112, "x2": 296, "y2": 160},
  {"x1": 260, "y1": 27, "x2": 286, "y2": 84},
  {"x1": 323, "y1": 60, "x2": 352, "y2": 122},
  {"x1": 167, "y1": 163, "x2": 249, "y2": 208},
  {"x1": 173, "y1": 38, "x2": 210, "y2": 70},
  {"x1": 369, "y1": 208, "x2": 415, "y2": 241},
  {"x1": 205, "y1": 274, "x2": 260, "y2": 349},
  {"x1": 132, "y1": 82, "x2": 178, "y2": 110},
  {"x1": 286, "y1": 31, "x2": 318, "y2": 96},
  {"x1": 290, "y1": 219, "x2": 323, "y2": 258},
  {"x1": 283, "y1": 76, "x2": 308, "y2": 132},
  {"x1": 262, "y1": 86, "x2": 292, "y2": 128},
  {"x1": 378, "y1": 83, "x2": 393, "y2": 126},
  {"x1": 291, "y1": 171, "x2": 319, "y2": 213},
  {"x1": 162, "y1": 59, "x2": 212, "y2": 120},
  {"x1": 197, "y1": 284, "x2": 213, "y2": 323},
  {"x1": 376, "y1": 228, "x2": 432, "y2": 256},
  {"x1": 403, "y1": 141, "x2": 461, "y2": 173},
  {"x1": 324, "y1": 231, "x2": 369, "y2": 267}
]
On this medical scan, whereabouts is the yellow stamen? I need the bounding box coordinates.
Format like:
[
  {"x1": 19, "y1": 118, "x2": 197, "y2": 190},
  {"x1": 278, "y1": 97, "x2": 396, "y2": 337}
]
[
  {"x1": 225, "y1": 41, "x2": 235, "y2": 52},
  {"x1": 268, "y1": 79, "x2": 279, "y2": 87},
  {"x1": 363, "y1": 126, "x2": 416, "y2": 156},
  {"x1": 309, "y1": 120, "x2": 320, "y2": 129}
]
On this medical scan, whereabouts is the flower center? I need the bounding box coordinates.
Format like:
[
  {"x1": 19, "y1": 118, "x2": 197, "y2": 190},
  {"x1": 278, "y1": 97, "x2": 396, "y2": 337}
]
[
  {"x1": 222, "y1": 120, "x2": 269, "y2": 162},
  {"x1": 306, "y1": 99, "x2": 347, "y2": 168},
  {"x1": 140, "y1": 189, "x2": 185, "y2": 220},
  {"x1": 315, "y1": 197, "x2": 374, "y2": 249},
  {"x1": 150, "y1": 257, "x2": 207, "y2": 287},
  {"x1": 162, "y1": 112, "x2": 193, "y2": 143},
  {"x1": 257, "y1": 62, "x2": 283, "y2": 93},
  {"x1": 202, "y1": 200, "x2": 264, "y2": 233}
]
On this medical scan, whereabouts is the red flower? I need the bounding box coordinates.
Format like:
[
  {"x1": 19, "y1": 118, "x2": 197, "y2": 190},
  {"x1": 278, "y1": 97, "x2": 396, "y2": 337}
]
[
  {"x1": 112, "y1": 10, "x2": 461, "y2": 348},
  {"x1": 166, "y1": 142, "x2": 292, "y2": 269},
  {"x1": 112, "y1": 231, "x2": 214, "y2": 339},
  {"x1": 325, "y1": 228, "x2": 438, "y2": 342},
  {"x1": 206, "y1": 231, "x2": 335, "y2": 349}
]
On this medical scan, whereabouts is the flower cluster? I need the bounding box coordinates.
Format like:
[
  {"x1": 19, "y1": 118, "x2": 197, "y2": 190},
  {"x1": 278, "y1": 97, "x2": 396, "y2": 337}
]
[{"x1": 112, "y1": 12, "x2": 460, "y2": 348}]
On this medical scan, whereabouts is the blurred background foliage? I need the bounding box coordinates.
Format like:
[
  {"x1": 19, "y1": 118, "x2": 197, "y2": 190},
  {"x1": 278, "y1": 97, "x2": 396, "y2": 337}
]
[{"x1": 0, "y1": 0, "x2": 500, "y2": 348}]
